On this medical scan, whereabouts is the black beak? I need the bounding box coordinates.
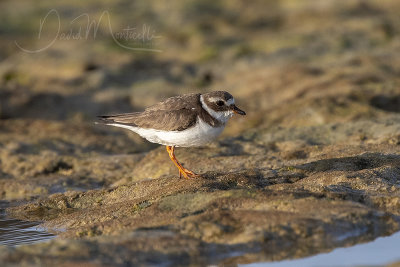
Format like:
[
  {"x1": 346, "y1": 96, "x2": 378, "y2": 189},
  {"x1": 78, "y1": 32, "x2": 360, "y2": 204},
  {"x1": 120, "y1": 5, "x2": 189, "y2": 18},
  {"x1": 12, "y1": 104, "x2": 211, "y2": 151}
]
[{"x1": 232, "y1": 105, "x2": 246, "y2": 115}]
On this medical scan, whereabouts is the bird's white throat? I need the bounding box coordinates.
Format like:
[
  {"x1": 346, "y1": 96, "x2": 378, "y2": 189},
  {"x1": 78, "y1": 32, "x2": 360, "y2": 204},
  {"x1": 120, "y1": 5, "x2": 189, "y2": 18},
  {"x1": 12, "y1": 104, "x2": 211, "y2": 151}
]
[{"x1": 200, "y1": 95, "x2": 233, "y2": 124}]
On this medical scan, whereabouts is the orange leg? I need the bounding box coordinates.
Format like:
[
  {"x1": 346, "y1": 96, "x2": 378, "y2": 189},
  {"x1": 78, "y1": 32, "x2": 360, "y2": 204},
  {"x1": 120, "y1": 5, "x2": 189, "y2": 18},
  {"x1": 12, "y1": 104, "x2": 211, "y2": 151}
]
[{"x1": 166, "y1": 146, "x2": 200, "y2": 179}]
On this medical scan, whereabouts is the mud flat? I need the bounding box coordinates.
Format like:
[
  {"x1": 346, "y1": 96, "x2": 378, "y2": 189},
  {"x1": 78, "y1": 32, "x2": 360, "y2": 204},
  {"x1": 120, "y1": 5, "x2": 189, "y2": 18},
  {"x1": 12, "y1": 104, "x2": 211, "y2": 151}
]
[{"x1": 1, "y1": 0, "x2": 400, "y2": 266}]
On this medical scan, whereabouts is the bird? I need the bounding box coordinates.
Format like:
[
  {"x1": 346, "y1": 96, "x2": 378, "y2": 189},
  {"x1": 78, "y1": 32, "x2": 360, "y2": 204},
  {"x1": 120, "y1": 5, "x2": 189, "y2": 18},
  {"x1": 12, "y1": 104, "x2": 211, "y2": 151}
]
[{"x1": 98, "y1": 91, "x2": 246, "y2": 179}]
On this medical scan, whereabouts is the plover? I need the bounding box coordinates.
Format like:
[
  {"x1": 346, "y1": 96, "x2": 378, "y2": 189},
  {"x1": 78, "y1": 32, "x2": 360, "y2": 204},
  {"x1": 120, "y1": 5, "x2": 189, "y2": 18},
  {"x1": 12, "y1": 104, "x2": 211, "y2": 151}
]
[{"x1": 98, "y1": 91, "x2": 246, "y2": 179}]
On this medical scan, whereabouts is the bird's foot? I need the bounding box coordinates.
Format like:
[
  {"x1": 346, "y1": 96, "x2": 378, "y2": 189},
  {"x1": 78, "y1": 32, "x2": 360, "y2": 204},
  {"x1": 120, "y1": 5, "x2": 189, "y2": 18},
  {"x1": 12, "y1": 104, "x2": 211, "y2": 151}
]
[
  {"x1": 166, "y1": 145, "x2": 201, "y2": 179},
  {"x1": 179, "y1": 167, "x2": 201, "y2": 179}
]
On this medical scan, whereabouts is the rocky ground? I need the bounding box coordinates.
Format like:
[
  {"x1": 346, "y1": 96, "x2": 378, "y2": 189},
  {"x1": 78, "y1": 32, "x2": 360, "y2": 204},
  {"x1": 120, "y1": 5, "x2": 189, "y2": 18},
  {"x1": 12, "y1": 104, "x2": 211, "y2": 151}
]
[{"x1": 1, "y1": 0, "x2": 400, "y2": 266}]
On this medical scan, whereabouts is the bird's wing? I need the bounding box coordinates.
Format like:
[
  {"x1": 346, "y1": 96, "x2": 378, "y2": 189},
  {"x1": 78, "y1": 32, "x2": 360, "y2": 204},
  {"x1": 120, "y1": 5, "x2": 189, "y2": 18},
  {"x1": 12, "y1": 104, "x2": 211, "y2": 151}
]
[
  {"x1": 144, "y1": 93, "x2": 200, "y2": 112},
  {"x1": 98, "y1": 93, "x2": 200, "y2": 131}
]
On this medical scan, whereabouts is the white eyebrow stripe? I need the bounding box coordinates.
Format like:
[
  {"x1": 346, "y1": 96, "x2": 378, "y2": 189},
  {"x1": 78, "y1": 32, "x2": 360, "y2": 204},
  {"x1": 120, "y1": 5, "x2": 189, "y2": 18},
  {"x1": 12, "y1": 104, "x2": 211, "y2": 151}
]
[
  {"x1": 226, "y1": 98, "x2": 235, "y2": 105},
  {"x1": 207, "y1": 97, "x2": 235, "y2": 105}
]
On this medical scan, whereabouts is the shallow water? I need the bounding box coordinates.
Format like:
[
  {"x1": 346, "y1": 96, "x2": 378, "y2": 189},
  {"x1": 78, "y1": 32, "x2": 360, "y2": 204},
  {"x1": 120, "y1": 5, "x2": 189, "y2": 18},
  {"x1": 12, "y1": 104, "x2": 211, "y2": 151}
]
[
  {"x1": 243, "y1": 231, "x2": 400, "y2": 267},
  {"x1": 0, "y1": 208, "x2": 55, "y2": 247}
]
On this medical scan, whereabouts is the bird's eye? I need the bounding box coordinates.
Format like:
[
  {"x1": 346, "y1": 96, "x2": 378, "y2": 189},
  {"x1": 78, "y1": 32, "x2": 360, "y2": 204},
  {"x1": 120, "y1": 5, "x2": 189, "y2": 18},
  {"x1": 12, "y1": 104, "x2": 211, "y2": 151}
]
[{"x1": 216, "y1": 100, "x2": 224, "y2": 106}]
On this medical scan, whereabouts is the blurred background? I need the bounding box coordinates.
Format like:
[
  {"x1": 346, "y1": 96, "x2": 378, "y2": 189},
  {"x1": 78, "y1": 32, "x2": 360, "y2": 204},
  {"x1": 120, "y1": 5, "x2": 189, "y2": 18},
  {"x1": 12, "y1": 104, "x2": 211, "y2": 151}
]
[{"x1": 2, "y1": 0, "x2": 399, "y2": 126}]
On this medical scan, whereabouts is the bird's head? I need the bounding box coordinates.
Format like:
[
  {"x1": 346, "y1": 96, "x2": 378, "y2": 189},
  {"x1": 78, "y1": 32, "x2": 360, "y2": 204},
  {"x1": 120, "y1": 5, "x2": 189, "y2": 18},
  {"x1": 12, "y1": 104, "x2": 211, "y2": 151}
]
[{"x1": 200, "y1": 91, "x2": 246, "y2": 123}]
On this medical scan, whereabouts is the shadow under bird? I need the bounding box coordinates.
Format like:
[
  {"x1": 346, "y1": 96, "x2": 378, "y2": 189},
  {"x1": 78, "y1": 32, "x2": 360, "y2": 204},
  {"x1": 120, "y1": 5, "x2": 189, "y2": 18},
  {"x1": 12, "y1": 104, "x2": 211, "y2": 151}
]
[{"x1": 98, "y1": 91, "x2": 246, "y2": 179}]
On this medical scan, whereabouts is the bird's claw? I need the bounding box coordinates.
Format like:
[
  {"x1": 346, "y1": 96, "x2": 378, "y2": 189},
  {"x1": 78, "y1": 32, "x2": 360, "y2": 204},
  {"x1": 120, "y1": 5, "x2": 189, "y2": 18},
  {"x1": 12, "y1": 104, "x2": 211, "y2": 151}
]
[{"x1": 179, "y1": 168, "x2": 200, "y2": 179}]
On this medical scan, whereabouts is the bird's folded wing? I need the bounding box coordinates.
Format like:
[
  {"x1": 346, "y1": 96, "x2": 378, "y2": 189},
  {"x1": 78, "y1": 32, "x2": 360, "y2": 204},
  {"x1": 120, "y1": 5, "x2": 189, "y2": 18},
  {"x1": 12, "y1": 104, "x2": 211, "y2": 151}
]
[
  {"x1": 98, "y1": 93, "x2": 201, "y2": 131},
  {"x1": 98, "y1": 109, "x2": 198, "y2": 131},
  {"x1": 144, "y1": 93, "x2": 200, "y2": 112}
]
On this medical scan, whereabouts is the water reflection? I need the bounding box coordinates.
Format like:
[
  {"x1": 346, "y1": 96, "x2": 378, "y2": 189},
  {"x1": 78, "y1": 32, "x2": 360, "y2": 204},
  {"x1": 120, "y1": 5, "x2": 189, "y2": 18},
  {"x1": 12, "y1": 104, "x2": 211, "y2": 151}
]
[
  {"x1": 243, "y1": 231, "x2": 400, "y2": 267},
  {"x1": 0, "y1": 208, "x2": 55, "y2": 247}
]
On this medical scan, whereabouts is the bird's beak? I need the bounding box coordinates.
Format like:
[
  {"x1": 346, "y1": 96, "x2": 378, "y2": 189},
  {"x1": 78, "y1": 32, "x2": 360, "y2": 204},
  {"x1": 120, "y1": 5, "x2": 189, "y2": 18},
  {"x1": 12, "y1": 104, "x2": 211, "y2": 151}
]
[{"x1": 232, "y1": 105, "x2": 246, "y2": 115}]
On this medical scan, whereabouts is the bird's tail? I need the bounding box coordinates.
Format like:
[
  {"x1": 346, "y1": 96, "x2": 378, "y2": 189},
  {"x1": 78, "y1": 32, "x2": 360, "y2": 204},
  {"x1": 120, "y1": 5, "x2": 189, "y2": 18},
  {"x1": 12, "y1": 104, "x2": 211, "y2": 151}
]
[
  {"x1": 96, "y1": 115, "x2": 116, "y2": 124},
  {"x1": 96, "y1": 113, "x2": 140, "y2": 126}
]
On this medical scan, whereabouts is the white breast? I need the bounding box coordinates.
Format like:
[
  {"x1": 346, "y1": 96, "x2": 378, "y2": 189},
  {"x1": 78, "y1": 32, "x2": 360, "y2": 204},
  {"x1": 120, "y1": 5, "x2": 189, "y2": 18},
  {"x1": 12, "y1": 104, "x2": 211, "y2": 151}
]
[{"x1": 108, "y1": 118, "x2": 225, "y2": 147}]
